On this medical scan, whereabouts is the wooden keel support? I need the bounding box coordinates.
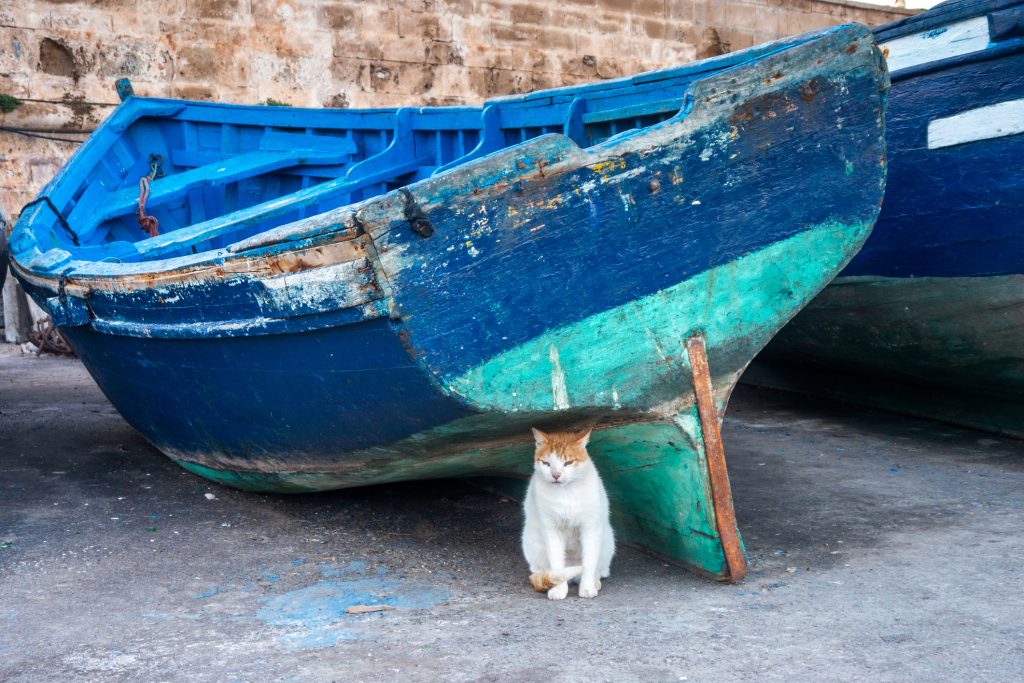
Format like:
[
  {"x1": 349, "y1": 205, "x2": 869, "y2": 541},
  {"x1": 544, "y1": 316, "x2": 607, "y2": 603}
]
[{"x1": 686, "y1": 334, "x2": 747, "y2": 583}]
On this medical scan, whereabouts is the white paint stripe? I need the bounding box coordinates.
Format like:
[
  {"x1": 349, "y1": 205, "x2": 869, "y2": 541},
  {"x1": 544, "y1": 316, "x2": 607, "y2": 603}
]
[
  {"x1": 548, "y1": 344, "x2": 570, "y2": 410},
  {"x1": 882, "y1": 16, "x2": 990, "y2": 73},
  {"x1": 927, "y1": 98, "x2": 1024, "y2": 149}
]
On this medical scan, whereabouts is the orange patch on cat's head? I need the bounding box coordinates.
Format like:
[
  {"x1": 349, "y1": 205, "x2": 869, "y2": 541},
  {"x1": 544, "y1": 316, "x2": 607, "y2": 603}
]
[{"x1": 531, "y1": 428, "x2": 592, "y2": 464}]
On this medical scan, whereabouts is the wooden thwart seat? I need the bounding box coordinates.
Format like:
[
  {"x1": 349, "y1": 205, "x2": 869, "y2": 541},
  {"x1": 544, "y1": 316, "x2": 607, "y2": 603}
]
[
  {"x1": 117, "y1": 155, "x2": 432, "y2": 261},
  {"x1": 91, "y1": 137, "x2": 358, "y2": 227}
]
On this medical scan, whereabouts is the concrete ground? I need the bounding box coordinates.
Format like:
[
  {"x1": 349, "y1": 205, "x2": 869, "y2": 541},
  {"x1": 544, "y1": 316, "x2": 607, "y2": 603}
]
[{"x1": 1, "y1": 345, "x2": 1023, "y2": 682}]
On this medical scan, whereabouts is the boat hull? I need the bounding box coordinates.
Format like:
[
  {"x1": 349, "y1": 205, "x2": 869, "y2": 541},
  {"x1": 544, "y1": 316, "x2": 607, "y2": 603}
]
[
  {"x1": 12, "y1": 25, "x2": 889, "y2": 577},
  {"x1": 50, "y1": 219, "x2": 869, "y2": 489},
  {"x1": 755, "y1": 2, "x2": 1024, "y2": 436},
  {"x1": 61, "y1": 222, "x2": 871, "y2": 580}
]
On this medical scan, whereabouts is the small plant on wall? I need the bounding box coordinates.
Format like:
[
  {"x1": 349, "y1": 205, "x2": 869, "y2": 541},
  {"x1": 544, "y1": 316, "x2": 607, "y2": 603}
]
[{"x1": 0, "y1": 94, "x2": 22, "y2": 114}]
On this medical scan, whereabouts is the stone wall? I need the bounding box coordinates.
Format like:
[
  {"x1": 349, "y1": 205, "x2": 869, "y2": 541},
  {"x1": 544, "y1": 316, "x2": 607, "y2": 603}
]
[{"x1": 0, "y1": 0, "x2": 913, "y2": 218}]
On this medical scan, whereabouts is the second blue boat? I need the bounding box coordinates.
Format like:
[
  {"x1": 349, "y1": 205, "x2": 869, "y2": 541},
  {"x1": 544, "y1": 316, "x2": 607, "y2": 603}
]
[{"x1": 752, "y1": 0, "x2": 1024, "y2": 438}]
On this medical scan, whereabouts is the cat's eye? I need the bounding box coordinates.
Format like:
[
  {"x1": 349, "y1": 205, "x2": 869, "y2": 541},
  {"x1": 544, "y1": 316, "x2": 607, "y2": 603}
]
[{"x1": 541, "y1": 460, "x2": 550, "y2": 467}]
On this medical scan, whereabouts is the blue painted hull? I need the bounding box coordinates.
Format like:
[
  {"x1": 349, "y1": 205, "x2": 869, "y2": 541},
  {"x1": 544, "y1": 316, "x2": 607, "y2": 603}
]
[
  {"x1": 10, "y1": 24, "x2": 889, "y2": 482},
  {"x1": 60, "y1": 321, "x2": 473, "y2": 460},
  {"x1": 757, "y1": 0, "x2": 1024, "y2": 437}
]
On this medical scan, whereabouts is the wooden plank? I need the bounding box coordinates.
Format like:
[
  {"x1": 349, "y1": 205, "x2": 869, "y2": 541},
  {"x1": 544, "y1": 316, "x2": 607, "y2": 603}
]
[
  {"x1": 132, "y1": 156, "x2": 431, "y2": 260},
  {"x1": 882, "y1": 15, "x2": 989, "y2": 72},
  {"x1": 686, "y1": 334, "x2": 747, "y2": 583},
  {"x1": 258, "y1": 131, "x2": 358, "y2": 156},
  {"x1": 927, "y1": 97, "x2": 1024, "y2": 149},
  {"x1": 90, "y1": 147, "x2": 356, "y2": 228},
  {"x1": 581, "y1": 97, "x2": 685, "y2": 125},
  {"x1": 169, "y1": 149, "x2": 348, "y2": 179}
]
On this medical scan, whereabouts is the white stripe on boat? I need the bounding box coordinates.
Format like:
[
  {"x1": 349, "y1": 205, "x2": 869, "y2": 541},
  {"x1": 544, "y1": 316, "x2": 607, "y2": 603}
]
[
  {"x1": 548, "y1": 344, "x2": 570, "y2": 410},
  {"x1": 927, "y1": 98, "x2": 1024, "y2": 149},
  {"x1": 882, "y1": 16, "x2": 990, "y2": 73}
]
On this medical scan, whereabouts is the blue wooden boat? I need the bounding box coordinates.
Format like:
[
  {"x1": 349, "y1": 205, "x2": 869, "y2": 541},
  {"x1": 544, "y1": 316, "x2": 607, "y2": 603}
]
[
  {"x1": 9, "y1": 24, "x2": 888, "y2": 579},
  {"x1": 751, "y1": 0, "x2": 1024, "y2": 439}
]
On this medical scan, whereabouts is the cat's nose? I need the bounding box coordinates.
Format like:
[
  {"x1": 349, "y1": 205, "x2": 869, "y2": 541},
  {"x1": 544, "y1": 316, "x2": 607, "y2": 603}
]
[{"x1": 551, "y1": 472, "x2": 561, "y2": 480}]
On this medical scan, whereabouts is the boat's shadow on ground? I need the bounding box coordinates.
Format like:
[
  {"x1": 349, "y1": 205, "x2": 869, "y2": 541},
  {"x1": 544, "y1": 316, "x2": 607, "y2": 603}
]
[{"x1": 725, "y1": 385, "x2": 1024, "y2": 568}]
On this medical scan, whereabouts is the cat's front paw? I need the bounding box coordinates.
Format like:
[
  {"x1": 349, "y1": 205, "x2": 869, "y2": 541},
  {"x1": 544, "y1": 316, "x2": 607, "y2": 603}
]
[
  {"x1": 547, "y1": 582, "x2": 569, "y2": 600},
  {"x1": 578, "y1": 580, "x2": 601, "y2": 598}
]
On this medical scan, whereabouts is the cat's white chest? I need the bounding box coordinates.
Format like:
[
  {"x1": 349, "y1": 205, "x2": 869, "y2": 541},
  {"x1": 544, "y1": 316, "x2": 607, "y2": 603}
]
[
  {"x1": 536, "y1": 482, "x2": 595, "y2": 527},
  {"x1": 551, "y1": 492, "x2": 585, "y2": 525}
]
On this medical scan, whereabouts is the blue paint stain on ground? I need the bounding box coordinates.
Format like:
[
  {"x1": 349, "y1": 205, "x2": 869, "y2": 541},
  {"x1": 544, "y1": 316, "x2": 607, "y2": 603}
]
[
  {"x1": 255, "y1": 562, "x2": 450, "y2": 651},
  {"x1": 320, "y1": 560, "x2": 365, "y2": 577}
]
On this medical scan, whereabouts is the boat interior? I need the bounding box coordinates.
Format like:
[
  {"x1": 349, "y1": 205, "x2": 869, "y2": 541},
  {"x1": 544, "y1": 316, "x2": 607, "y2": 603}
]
[{"x1": 29, "y1": 32, "x2": 814, "y2": 266}]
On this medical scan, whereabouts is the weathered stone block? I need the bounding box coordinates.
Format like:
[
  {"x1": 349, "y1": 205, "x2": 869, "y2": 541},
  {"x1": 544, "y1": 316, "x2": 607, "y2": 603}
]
[
  {"x1": 726, "y1": 1, "x2": 780, "y2": 35},
  {"x1": 510, "y1": 3, "x2": 547, "y2": 26},
  {"x1": 362, "y1": 5, "x2": 400, "y2": 33},
  {"x1": 175, "y1": 45, "x2": 222, "y2": 81},
  {"x1": 191, "y1": 0, "x2": 243, "y2": 21},
  {"x1": 779, "y1": 9, "x2": 837, "y2": 35},
  {"x1": 695, "y1": 0, "x2": 727, "y2": 28},
  {"x1": 331, "y1": 34, "x2": 385, "y2": 61},
  {"x1": 318, "y1": 3, "x2": 362, "y2": 31},
  {"x1": 399, "y1": 11, "x2": 452, "y2": 42},
  {"x1": 598, "y1": 0, "x2": 663, "y2": 18},
  {"x1": 491, "y1": 21, "x2": 539, "y2": 46}
]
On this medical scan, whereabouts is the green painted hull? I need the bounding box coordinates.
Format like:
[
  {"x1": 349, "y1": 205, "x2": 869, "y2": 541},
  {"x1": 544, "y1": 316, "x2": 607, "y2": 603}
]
[{"x1": 752, "y1": 275, "x2": 1024, "y2": 438}]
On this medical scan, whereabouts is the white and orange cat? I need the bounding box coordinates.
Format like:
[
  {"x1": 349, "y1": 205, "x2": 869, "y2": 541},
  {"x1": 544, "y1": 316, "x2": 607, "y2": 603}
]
[{"x1": 522, "y1": 428, "x2": 615, "y2": 599}]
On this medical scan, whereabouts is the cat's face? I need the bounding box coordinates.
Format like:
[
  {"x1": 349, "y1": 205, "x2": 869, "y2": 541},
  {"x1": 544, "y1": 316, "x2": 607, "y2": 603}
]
[{"x1": 531, "y1": 428, "x2": 591, "y2": 485}]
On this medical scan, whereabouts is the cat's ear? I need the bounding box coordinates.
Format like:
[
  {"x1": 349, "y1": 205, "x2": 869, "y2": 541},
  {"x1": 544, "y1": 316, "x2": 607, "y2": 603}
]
[
  {"x1": 531, "y1": 428, "x2": 549, "y2": 447},
  {"x1": 576, "y1": 429, "x2": 592, "y2": 447}
]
